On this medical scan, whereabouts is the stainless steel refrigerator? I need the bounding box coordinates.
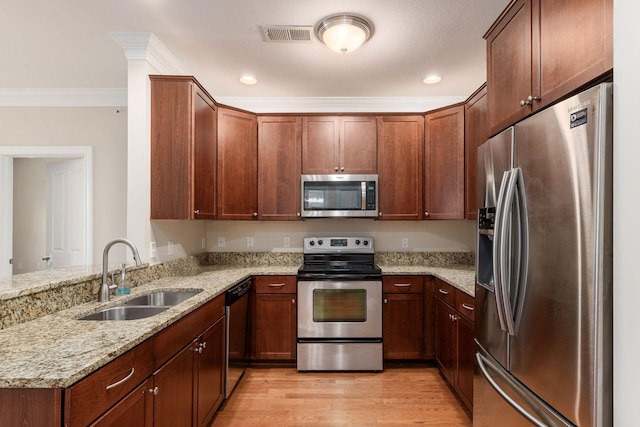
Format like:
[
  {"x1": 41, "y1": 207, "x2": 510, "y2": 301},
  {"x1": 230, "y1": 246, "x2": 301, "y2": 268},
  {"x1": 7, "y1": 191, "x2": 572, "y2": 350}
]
[{"x1": 474, "y1": 83, "x2": 613, "y2": 427}]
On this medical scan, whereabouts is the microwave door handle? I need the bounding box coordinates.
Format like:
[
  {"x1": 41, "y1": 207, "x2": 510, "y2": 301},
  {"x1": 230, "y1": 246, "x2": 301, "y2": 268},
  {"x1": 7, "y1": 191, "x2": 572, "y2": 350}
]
[
  {"x1": 493, "y1": 170, "x2": 511, "y2": 332},
  {"x1": 361, "y1": 181, "x2": 366, "y2": 210}
]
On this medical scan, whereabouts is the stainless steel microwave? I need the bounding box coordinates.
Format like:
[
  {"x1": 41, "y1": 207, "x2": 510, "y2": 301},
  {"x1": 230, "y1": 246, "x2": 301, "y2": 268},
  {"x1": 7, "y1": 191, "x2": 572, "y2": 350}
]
[{"x1": 301, "y1": 174, "x2": 378, "y2": 218}]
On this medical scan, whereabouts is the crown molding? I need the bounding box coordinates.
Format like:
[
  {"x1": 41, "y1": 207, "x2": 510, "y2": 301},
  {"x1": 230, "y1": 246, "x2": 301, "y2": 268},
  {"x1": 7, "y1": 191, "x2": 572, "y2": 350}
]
[
  {"x1": 214, "y1": 96, "x2": 467, "y2": 113},
  {"x1": 109, "y1": 32, "x2": 188, "y2": 75},
  {"x1": 0, "y1": 88, "x2": 127, "y2": 107}
]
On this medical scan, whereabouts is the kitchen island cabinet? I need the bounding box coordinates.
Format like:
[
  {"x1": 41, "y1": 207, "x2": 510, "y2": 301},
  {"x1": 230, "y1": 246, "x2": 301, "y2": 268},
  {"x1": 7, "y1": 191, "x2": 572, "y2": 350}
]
[
  {"x1": 251, "y1": 276, "x2": 297, "y2": 361},
  {"x1": 217, "y1": 106, "x2": 258, "y2": 220},
  {"x1": 150, "y1": 75, "x2": 217, "y2": 220},
  {"x1": 257, "y1": 116, "x2": 302, "y2": 220},
  {"x1": 302, "y1": 116, "x2": 377, "y2": 174},
  {"x1": 485, "y1": 0, "x2": 612, "y2": 135},
  {"x1": 377, "y1": 115, "x2": 424, "y2": 220},
  {"x1": 424, "y1": 104, "x2": 465, "y2": 220},
  {"x1": 434, "y1": 278, "x2": 475, "y2": 412}
]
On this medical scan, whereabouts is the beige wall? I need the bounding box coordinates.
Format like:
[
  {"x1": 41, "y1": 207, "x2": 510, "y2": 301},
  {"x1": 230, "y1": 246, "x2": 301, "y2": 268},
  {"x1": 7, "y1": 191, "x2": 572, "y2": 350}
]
[{"x1": 0, "y1": 107, "x2": 128, "y2": 265}]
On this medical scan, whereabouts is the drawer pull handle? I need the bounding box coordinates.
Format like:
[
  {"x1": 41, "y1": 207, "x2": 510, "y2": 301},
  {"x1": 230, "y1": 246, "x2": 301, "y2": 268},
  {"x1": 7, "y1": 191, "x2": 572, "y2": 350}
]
[
  {"x1": 438, "y1": 288, "x2": 449, "y2": 295},
  {"x1": 393, "y1": 283, "x2": 412, "y2": 287},
  {"x1": 268, "y1": 283, "x2": 285, "y2": 287},
  {"x1": 462, "y1": 303, "x2": 474, "y2": 311},
  {"x1": 106, "y1": 368, "x2": 135, "y2": 390}
]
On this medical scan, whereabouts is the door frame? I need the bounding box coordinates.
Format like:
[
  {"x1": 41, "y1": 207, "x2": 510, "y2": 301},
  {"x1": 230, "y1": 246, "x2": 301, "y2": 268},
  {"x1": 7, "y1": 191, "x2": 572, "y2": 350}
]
[{"x1": 0, "y1": 146, "x2": 93, "y2": 276}]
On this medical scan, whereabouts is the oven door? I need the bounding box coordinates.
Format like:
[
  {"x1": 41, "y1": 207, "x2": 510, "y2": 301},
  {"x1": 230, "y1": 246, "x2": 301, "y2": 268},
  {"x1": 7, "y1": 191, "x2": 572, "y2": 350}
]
[{"x1": 297, "y1": 280, "x2": 382, "y2": 339}]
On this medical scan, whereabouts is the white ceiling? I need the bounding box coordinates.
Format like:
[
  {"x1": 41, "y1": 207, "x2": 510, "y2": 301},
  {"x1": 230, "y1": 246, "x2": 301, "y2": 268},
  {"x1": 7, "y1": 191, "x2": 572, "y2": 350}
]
[{"x1": 2, "y1": 0, "x2": 510, "y2": 107}]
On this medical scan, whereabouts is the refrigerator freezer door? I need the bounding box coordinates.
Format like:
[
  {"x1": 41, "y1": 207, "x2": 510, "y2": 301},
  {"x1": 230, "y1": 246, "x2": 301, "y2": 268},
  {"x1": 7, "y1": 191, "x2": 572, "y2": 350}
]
[
  {"x1": 476, "y1": 127, "x2": 513, "y2": 211},
  {"x1": 509, "y1": 84, "x2": 613, "y2": 426}
]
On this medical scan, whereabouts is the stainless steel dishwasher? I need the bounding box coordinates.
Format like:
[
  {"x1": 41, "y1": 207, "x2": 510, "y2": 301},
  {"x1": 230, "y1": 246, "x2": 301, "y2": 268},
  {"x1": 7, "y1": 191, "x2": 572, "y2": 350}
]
[{"x1": 225, "y1": 278, "x2": 251, "y2": 398}]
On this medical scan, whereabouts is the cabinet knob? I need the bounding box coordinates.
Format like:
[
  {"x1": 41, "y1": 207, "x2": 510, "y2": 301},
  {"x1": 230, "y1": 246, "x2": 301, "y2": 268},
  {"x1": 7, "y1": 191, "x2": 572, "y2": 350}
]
[
  {"x1": 292, "y1": 298, "x2": 296, "y2": 304},
  {"x1": 297, "y1": 212, "x2": 301, "y2": 216},
  {"x1": 340, "y1": 167, "x2": 344, "y2": 172},
  {"x1": 252, "y1": 212, "x2": 258, "y2": 217},
  {"x1": 148, "y1": 386, "x2": 159, "y2": 395},
  {"x1": 378, "y1": 212, "x2": 383, "y2": 217},
  {"x1": 202, "y1": 341, "x2": 207, "y2": 349},
  {"x1": 334, "y1": 166, "x2": 339, "y2": 171},
  {"x1": 424, "y1": 211, "x2": 430, "y2": 217},
  {"x1": 520, "y1": 95, "x2": 540, "y2": 107},
  {"x1": 194, "y1": 209, "x2": 200, "y2": 215},
  {"x1": 384, "y1": 298, "x2": 388, "y2": 304}
]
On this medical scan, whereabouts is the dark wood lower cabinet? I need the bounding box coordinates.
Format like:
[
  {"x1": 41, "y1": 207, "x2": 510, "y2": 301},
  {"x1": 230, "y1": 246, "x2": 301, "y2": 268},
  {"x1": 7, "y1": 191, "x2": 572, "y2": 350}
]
[
  {"x1": 195, "y1": 317, "x2": 226, "y2": 427},
  {"x1": 251, "y1": 276, "x2": 297, "y2": 361},
  {"x1": 91, "y1": 379, "x2": 153, "y2": 427},
  {"x1": 434, "y1": 278, "x2": 475, "y2": 412},
  {"x1": 383, "y1": 276, "x2": 425, "y2": 360}
]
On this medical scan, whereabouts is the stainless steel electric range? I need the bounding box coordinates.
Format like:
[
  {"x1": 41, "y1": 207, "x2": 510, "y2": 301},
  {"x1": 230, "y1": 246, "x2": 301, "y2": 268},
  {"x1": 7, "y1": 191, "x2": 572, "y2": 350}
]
[{"x1": 296, "y1": 236, "x2": 383, "y2": 371}]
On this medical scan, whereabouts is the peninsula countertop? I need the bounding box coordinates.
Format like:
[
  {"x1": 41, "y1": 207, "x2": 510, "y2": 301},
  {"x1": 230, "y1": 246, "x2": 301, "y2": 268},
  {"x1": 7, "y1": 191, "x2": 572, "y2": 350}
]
[{"x1": 0, "y1": 264, "x2": 474, "y2": 389}]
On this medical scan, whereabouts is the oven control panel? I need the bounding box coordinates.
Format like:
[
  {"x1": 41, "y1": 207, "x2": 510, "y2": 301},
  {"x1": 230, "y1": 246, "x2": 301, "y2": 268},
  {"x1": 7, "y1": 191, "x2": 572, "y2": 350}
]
[{"x1": 303, "y1": 237, "x2": 374, "y2": 253}]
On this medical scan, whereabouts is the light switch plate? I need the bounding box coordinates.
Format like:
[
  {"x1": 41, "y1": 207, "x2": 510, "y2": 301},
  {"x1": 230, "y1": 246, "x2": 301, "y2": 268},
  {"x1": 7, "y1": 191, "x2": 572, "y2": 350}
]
[
  {"x1": 168, "y1": 241, "x2": 174, "y2": 256},
  {"x1": 284, "y1": 236, "x2": 291, "y2": 248},
  {"x1": 401, "y1": 237, "x2": 409, "y2": 248},
  {"x1": 150, "y1": 242, "x2": 157, "y2": 258},
  {"x1": 217, "y1": 237, "x2": 226, "y2": 248},
  {"x1": 247, "y1": 236, "x2": 254, "y2": 248}
]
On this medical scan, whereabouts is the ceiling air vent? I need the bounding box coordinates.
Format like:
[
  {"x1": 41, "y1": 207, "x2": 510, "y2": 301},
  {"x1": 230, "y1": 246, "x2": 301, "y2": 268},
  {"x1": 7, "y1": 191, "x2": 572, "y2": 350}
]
[{"x1": 261, "y1": 25, "x2": 313, "y2": 42}]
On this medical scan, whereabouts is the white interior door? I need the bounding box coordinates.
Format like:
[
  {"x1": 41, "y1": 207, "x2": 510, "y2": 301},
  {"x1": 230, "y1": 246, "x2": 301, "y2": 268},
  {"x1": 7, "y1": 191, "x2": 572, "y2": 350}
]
[
  {"x1": 0, "y1": 156, "x2": 13, "y2": 278},
  {"x1": 46, "y1": 158, "x2": 86, "y2": 269}
]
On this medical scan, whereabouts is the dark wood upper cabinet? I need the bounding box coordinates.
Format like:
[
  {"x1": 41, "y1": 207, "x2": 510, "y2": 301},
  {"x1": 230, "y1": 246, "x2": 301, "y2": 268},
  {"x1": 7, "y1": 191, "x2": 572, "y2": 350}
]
[
  {"x1": 257, "y1": 116, "x2": 302, "y2": 220},
  {"x1": 377, "y1": 115, "x2": 424, "y2": 220},
  {"x1": 150, "y1": 75, "x2": 217, "y2": 220},
  {"x1": 464, "y1": 85, "x2": 488, "y2": 220},
  {"x1": 485, "y1": 0, "x2": 612, "y2": 136},
  {"x1": 217, "y1": 106, "x2": 258, "y2": 220},
  {"x1": 424, "y1": 104, "x2": 465, "y2": 220},
  {"x1": 302, "y1": 116, "x2": 377, "y2": 174}
]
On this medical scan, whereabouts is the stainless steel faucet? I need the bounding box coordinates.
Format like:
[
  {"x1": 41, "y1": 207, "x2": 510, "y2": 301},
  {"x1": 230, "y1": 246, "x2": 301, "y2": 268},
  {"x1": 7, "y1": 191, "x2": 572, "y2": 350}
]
[{"x1": 99, "y1": 238, "x2": 142, "y2": 302}]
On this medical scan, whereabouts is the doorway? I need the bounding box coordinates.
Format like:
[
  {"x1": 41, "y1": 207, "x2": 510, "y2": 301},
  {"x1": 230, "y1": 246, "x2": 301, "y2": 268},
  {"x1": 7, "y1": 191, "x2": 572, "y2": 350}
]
[{"x1": 0, "y1": 146, "x2": 92, "y2": 278}]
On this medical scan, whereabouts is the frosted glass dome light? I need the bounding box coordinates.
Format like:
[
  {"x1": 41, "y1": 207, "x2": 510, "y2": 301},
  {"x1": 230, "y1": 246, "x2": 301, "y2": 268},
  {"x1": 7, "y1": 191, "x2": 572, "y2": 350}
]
[{"x1": 316, "y1": 14, "x2": 373, "y2": 54}]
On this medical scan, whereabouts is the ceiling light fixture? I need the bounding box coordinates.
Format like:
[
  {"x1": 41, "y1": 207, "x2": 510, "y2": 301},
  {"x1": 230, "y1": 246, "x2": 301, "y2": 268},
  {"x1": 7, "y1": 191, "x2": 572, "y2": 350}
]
[
  {"x1": 239, "y1": 75, "x2": 258, "y2": 85},
  {"x1": 316, "y1": 14, "x2": 373, "y2": 54},
  {"x1": 423, "y1": 75, "x2": 442, "y2": 84}
]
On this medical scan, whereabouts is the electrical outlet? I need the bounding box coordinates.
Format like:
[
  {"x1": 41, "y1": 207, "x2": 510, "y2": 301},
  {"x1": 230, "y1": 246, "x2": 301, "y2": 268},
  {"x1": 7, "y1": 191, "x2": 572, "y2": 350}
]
[
  {"x1": 284, "y1": 236, "x2": 291, "y2": 248},
  {"x1": 217, "y1": 237, "x2": 226, "y2": 248},
  {"x1": 401, "y1": 237, "x2": 409, "y2": 248},
  {"x1": 168, "y1": 241, "x2": 174, "y2": 256},
  {"x1": 247, "y1": 236, "x2": 254, "y2": 248},
  {"x1": 201, "y1": 237, "x2": 207, "y2": 250},
  {"x1": 150, "y1": 241, "x2": 157, "y2": 258}
]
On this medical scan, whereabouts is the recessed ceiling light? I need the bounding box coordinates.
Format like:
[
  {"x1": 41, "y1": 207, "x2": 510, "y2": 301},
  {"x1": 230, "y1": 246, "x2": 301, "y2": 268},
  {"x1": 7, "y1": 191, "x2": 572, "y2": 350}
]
[
  {"x1": 239, "y1": 75, "x2": 258, "y2": 85},
  {"x1": 423, "y1": 75, "x2": 442, "y2": 84}
]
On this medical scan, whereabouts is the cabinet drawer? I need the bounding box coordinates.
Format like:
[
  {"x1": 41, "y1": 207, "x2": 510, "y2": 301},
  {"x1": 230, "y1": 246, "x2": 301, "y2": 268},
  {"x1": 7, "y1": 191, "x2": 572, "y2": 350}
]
[
  {"x1": 383, "y1": 276, "x2": 423, "y2": 293},
  {"x1": 254, "y1": 276, "x2": 296, "y2": 294},
  {"x1": 455, "y1": 289, "x2": 475, "y2": 322},
  {"x1": 154, "y1": 295, "x2": 225, "y2": 368},
  {"x1": 64, "y1": 338, "x2": 155, "y2": 427},
  {"x1": 434, "y1": 279, "x2": 455, "y2": 306}
]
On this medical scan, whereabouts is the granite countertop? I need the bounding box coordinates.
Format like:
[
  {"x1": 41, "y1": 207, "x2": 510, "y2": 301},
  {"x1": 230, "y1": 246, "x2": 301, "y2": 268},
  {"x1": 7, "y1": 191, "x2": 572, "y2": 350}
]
[{"x1": 0, "y1": 264, "x2": 474, "y2": 389}]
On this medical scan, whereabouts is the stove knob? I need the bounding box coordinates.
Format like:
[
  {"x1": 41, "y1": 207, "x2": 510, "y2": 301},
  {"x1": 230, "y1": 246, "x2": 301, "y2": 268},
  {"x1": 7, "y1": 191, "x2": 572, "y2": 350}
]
[
  {"x1": 363, "y1": 240, "x2": 369, "y2": 246},
  {"x1": 309, "y1": 240, "x2": 315, "y2": 246},
  {"x1": 317, "y1": 240, "x2": 323, "y2": 245},
  {"x1": 355, "y1": 239, "x2": 361, "y2": 245}
]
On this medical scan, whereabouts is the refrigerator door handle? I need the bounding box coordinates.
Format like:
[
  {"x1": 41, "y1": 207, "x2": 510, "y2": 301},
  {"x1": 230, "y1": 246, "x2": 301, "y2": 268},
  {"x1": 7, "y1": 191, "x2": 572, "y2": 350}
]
[
  {"x1": 499, "y1": 168, "x2": 519, "y2": 335},
  {"x1": 512, "y1": 167, "x2": 529, "y2": 334},
  {"x1": 493, "y1": 170, "x2": 512, "y2": 332},
  {"x1": 476, "y1": 351, "x2": 569, "y2": 427}
]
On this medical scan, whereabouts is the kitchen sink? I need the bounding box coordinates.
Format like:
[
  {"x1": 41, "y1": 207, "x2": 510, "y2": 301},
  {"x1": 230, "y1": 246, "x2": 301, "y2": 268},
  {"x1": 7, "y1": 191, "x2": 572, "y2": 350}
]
[
  {"x1": 79, "y1": 306, "x2": 170, "y2": 321},
  {"x1": 122, "y1": 290, "x2": 202, "y2": 307},
  {"x1": 79, "y1": 289, "x2": 203, "y2": 321}
]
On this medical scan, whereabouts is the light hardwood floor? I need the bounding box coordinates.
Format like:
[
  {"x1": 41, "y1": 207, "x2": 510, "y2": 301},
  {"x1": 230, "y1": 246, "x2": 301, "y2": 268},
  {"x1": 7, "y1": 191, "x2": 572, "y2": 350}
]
[{"x1": 211, "y1": 366, "x2": 472, "y2": 426}]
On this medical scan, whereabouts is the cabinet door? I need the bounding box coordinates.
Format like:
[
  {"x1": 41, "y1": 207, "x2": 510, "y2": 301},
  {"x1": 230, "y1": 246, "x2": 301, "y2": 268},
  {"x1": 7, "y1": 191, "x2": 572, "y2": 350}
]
[
  {"x1": 534, "y1": 0, "x2": 612, "y2": 112},
  {"x1": 195, "y1": 316, "x2": 225, "y2": 427},
  {"x1": 434, "y1": 297, "x2": 457, "y2": 385},
  {"x1": 424, "y1": 105, "x2": 465, "y2": 220},
  {"x1": 383, "y1": 293, "x2": 424, "y2": 360},
  {"x1": 254, "y1": 293, "x2": 297, "y2": 360},
  {"x1": 90, "y1": 379, "x2": 153, "y2": 427},
  {"x1": 377, "y1": 115, "x2": 424, "y2": 220},
  {"x1": 193, "y1": 88, "x2": 217, "y2": 219},
  {"x1": 257, "y1": 116, "x2": 302, "y2": 220},
  {"x1": 341, "y1": 116, "x2": 377, "y2": 174},
  {"x1": 456, "y1": 315, "x2": 475, "y2": 412},
  {"x1": 464, "y1": 85, "x2": 487, "y2": 220},
  {"x1": 153, "y1": 341, "x2": 196, "y2": 427},
  {"x1": 302, "y1": 116, "x2": 339, "y2": 174},
  {"x1": 150, "y1": 77, "x2": 194, "y2": 219},
  {"x1": 486, "y1": 0, "x2": 533, "y2": 134},
  {"x1": 217, "y1": 107, "x2": 258, "y2": 219}
]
